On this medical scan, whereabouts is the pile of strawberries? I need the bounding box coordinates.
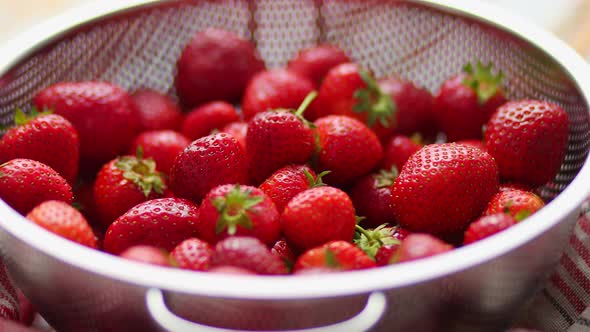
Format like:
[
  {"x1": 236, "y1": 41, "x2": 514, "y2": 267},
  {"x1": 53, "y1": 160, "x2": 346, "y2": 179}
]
[{"x1": 0, "y1": 27, "x2": 569, "y2": 275}]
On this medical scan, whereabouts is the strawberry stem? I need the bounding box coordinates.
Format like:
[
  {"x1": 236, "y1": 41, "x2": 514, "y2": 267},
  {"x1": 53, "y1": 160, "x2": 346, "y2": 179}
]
[
  {"x1": 213, "y1": 185, "x2": 263, "y2": 235},
  {"x1": 353, "y1": 69, "x2": 396, "y2": 128},
  {"x1": 462, "y1": 61, "x2": 503, "y2": 105},
  {"x1": 374, "y1": 166, "x2": 399, "y2": 189},
  {"x1": 115, "y1": 147, "x2": 166, "y2": 197},
  {"x1": 294, "y1": 91, "x2": 318, "y2": 118}
]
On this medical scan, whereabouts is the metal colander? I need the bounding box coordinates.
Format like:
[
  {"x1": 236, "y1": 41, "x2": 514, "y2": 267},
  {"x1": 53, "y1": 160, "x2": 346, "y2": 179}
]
[{"x1": 0, "y1": 1, "x2": 589, "y2": 331}]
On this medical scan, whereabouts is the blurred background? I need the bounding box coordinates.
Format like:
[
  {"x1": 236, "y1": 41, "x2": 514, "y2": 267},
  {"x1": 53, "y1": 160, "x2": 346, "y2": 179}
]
[{"x1": 1, "y1": 0, "x2": 590, "y2": 55}]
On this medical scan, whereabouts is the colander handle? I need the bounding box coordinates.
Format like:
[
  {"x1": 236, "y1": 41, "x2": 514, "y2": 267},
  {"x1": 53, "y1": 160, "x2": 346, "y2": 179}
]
[{"x1": 145, "y1": 288, "x2": 386, "y2": 332}]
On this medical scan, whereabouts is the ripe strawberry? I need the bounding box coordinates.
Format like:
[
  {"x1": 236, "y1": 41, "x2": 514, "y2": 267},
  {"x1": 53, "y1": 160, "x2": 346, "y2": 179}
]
[
  {"x1": 26, "y1": 200, "x2": 97, "y2": 248},
  {"x1": 198, "y1": 184, "x2": 280, "y2": 246},
  {"x1": 281, "y1": 186, "x2": 356, "y2": 251},
  {"x1": 171, "y1": 238, "x2": 212, "y2": 271},
  {"x1": 392, "y1": 234, "x2": 453, "y2": 263},
  {"x1": 378, "y1": 77, "x2": 436, "y2": 138},
  {"x1": 435, "y1": 62, "x2": 506, "y2": 141},
  {"x1": 169, "y1": 133, "x2": 247, "y2": 204},
  {"x1": 94, "y1": 149, "x2": 167, "y2": 228},
  {"x1": 287, "y1": 44, "x2": 350, "y2": 86},
  {"x1": 259, "y1": 164, "x2": 326, "y2": 213},
  {"x1": 175, "y1": 28, "x2": 265, "y2": 107},
  {"x1": 354, "y1": 224, "x2": 405, "y2": 259},
  {"x1": 463, "y1": 213, "x2": 518, "y2": 245},
  {"x1": 313, "y1": 63, "x2": 396, "y2": 140},
  {"x1": 181, "y1": 101, "x2": 240, "y2": 141},
  {"x1": 246, "y1": 93, "x2": 317, "y2": 184},
  {"x1": 220, "y1": 121, "x2": 247, "y2": 151},
  {"x1": 381, "y1": 135, "x2": 422, "y2": 171},
  {"x1": 314, "y1": 115, "x2": 383, "y2": 185},
  {"x1": 17, "y1": 290, "x2": 35, "y2": 326},
  {"x1": 0, "y1": 159, "x2": 72, "y2": 214},
  {"x1": 131, "y1": 89, "x2": 183, "y2": 132},
  {"x1": 120, "y1": 245, "x2": 172, "y2": 267},
  {"x1": 484, "y1": 100, "x2": 569, "y2": 186},
  {"x1": 391, "y1": 143, "x2": 499, "y2": 236},
  {"x1": 241, "y1": 69, "x2": 315, "y2": 120},
  {"x1": 211, "y1": 236, "x2": 287, "y2": 275},
  {"x1": 483, "y1": 188, "x2": 544, "y2": 220},
  {"x1": 457, "y1": 139, "x2": 486, "y2": 151},
  {"x1": 271, "y1": 238, "x2": 296, "y2": 271},
  {"x1": 294, "y1": 241, "x2": 376, "y2": 272},
  {"x1": 375, "y1": 244, "x2": 399, "y2": 267},
  {"x1": 350, "y1": 168, "x2": 398, "y2": 228},
  {"x1": 103, "y1": 198, "x2": 199, "y2": 254},
  {"x1": 33, "y1": 81, "x2": 139, "y2": 168},
  {"x1": 129, "y1": 130, "x2": 190, "y2": 175},
  {"x1": 0, "y1": 110, "x2": 79, "y2": 184}
]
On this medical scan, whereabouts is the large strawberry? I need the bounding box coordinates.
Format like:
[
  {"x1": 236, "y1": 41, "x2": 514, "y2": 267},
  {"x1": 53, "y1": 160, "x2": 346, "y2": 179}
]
[
  {"x1": 391, "y1": 143, "x2": 499, "y2": 236},
  {"x1": 131, "y1": 89, "x2": 183, "y2": 132},
  {"x1": 483, "y1": 188, "x2": 545, "y2": 220},
  {"x1": 175, "y1": 28, "x2": 265, "y2": 107},
  {"x1": 33, "y1": 81, "x2": 139, "y2": 168},
  {"x1": 169, "y1": 133, "x2": 248, "y2": 204},
  {"x1": 0, "y1": 110, "x2": 79, "y2": 184},
  {"x1": 484, "y1": 100, "x2": 569, "y2": 186},
  {"x1": 281, "y1": 186, "x2": 356, "y2": 251},
  {"x1": 197, "y1": 184, "x2": 280, "y2": 246},
  {"x1": 211, "y1": 236, "x2": 287, "y2": 275},
  {"x1": 312, "y1": 63, "x2": 396, "y2": 140},
  {"x1": 182, "y1": 101, "x2": 240, "y2": 141},
  {"x1": 129, "y1": 130, "x2": 190, "y2": 175},
  {"x1": 171, "y1": 238, "x2": 212, "y2": 271},
  {"x1": 246, "y1": 93, "x2": 317, "y2": 184},
  {"x1": 0, "y1": 159, "x2": 72, "y2": 214},
  {"x1": 294, "y1": 241, "x2": 376, "y2": 273},
  {"x1": 26, "y1": 200, "x2": 97, "y2": 248},
  {"x1": 241, "y1": 69, "x2": 315, "y2": 120},
  {"x1": 435, "y1": 61, "x2": 506, "y2": 141},
  {"x1": 464, "y1": 213, "x2": 518, "y2": 245},
  {"x1": 381, "y1": 135, "x2": 422, "y2": 171},
  {"x1": 392, "y1": 234, "x2": 453, "y2": 263},
  {"x1": 103, "y1": 198, "x2": 200, "y2": 254},
  {"x1": 314, "y1": 115, "x2": 383, "y2": 185},
  {"x1": 287, "y1": 44, "x2": 350, "y2": 86},
  {"x1": 94, "y1": 149, "x2": 167, "y2": 228},
  {"x1": 350, "y1": 168, "x2": 397, "y2": 228}
]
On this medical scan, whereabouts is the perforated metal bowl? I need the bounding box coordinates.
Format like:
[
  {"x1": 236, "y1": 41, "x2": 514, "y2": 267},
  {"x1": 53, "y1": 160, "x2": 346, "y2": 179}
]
[{"x1": 0, "y1": 0, "x2": 589, "y2": 331}]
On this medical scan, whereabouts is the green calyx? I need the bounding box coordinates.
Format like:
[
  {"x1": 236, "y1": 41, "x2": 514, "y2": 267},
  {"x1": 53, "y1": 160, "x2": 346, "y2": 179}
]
[
  {"x1": 374, "y1": 166, "x2": 399, "y2": 189},
  {"x1": 304, "y1": 169, "x2": 331, "y2": 188},
  {"x1": 462, "y1": 61, "x2": 503, "y2": 105},
  {"x1": 353, "y1": 69, "x2": 397, "y2": 128},
  {"x1": 1, "y1": 107, "x2": 52, "y2": 131},
  {"x1": 324, "y1": 248, "x2": 340, "y2": 268},
  {"x1": 115, "y1": 146, "x2": 166, "y2": 198},
  {"x1": 212, "y1": 185, "x2": 263, "y2": 235},
  {"x1": 354, "y1": 224, "x2": 400, "y2": 259}
]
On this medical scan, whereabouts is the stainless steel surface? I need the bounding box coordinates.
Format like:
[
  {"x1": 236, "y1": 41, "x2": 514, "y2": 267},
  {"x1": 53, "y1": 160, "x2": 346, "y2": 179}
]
[{"x1": 0, "y1": 0, "x2": 589, "y2": 331}]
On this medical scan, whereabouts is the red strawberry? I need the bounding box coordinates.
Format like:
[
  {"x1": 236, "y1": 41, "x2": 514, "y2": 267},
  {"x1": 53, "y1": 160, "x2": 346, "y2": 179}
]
[
  {"x1": 271, "y1": 238, "x2": 296, "y2": 271},
  {"x1": 393, "y1": 234, "x2": 453, "y2": 263},
  {"x1": 314, "y1": 115, "x2": 383, "y2": 185},
  {"x1": 259, "y1": 164, "x2": 326, "y2": 213},
  {"x1": 120, "y1": 245, "x2": 172, "y2": 267},
  {"x1": 246, "y1": 93, "x2": 317, "y2": 184},
  {"x1": 129, "y1": 130, "x2": 190, "y2": 175},
  {"x1": 181, "y1": 101, "x2": 240, "y2": 141},
  {"x1": 26, "y1": 200, "x2": 97, "y2": 248},
  {"x1": 131, "y1": 89, "x2": 183, "y2": 132},
  {"x1": 381, "y1": 135, "x2": 422, "y2": 171},
  {"x1": 281, "y1": 186, "x2": 356, "y2": 251},
  {"x1": 94, "y1": 149, "x2": 167, "y2": 228},
  {"x1": 220, "y1": 121, "x2": 247, "y2": 151},
  {"x1": 103, "y1": 198, "x2": 199, "y2": 254},
  {"x1": 198, "y1": 184, "x2": 280, "y2": 246},
  {"x1": 294, "y1": 241, "x2": 376, "y2": 272},
  {"x1": 175, "y1": 28, "x2": 265, "y2": 107},
  {"x1": 463, "y1": 213, "x2": 518, "y2": 245},
  {"x1": 350, "y1": 168, "x2": 398, "y2": 228},
  {"x1": 435, "y1": 62, "x2": 506, "y2": 141},
  {"x1": 169, "y1": 133, "x2": 247, "y2": 204},
  {"x1": 354, "y1": 224, "x2": 405, "y2": 259},
  {"x1": 0, "y1": 159, "x2": 72, "y2": 214},
  {"x1": 457, "y1": 139, "x2": 486, "y2": 151},
  {"x1": 17, "y1": 290, "x2": 35, "y2": 326},
  {"x1": 287, "y1": 44, "x2": 350, "y2": 86},
  {"x1": 171, "y1": 238, "x2": 212, "y2": 271},
  {"x1": 33, "y1": 81, "x2": 139, "y2": 168},
  {"x1": 241, "y1": 69, "x2": 315, "y2": 120},
  {"x1": 375, "y1": 244, "x2": 399, "y2": 267},
  {"x1": 391, "y1": 143, "x2": 499, "y2": 236},
  {"x1": 211, "y1": 236, "x2": 287, "y2": 275},
  {"x1": 313, "y1": 63, "x2": 396, "y2": 140},
  {"x1": 0, "y1": 110, "x2": 79, "y2": 184},
  {"x1": 378, "y1": 77, "x2": 436, "y2": 138},
  {"x1": 483, "y1": 188, "x2": 544, "y2": 220},
  {"x1": 484, "y1": 100, "x2": 569, "y2": 186}
]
